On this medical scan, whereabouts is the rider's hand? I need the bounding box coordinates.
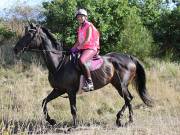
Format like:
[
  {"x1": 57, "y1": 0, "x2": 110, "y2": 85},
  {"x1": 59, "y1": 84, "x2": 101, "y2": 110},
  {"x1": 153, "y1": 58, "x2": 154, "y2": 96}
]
[{"x1": 70, "y1": 47, "x2": 79, "y2": 53}]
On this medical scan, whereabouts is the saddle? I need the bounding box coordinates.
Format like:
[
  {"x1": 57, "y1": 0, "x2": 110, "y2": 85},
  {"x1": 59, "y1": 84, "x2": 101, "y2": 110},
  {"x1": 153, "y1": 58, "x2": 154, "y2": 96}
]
[{"x1": 70, "y1": 53, "x2": 104, "y2": 71}]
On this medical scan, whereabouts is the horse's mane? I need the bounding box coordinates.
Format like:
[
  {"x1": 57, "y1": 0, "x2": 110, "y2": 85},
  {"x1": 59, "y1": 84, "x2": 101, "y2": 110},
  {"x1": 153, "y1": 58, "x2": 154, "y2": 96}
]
[{"x1": 41, "y1": 27, "x2": 62, "y2": 50}]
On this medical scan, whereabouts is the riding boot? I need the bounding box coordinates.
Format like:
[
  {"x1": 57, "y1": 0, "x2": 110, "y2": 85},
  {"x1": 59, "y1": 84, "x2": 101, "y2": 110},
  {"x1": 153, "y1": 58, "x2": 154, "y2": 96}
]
[
  {"x1": 83, "y1": 77, "x2": 94, "y2": 92},
  {"x1": 80, "y1": 63, "x2": 94, "y2": 92}
]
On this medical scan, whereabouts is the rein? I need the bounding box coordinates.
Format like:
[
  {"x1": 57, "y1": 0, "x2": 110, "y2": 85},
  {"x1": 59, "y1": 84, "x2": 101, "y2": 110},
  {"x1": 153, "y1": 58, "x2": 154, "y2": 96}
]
[
  {"x1": 25, "y1": 48, "x2": 68, "y2": 54},
  {"x1": 25, "y1": 47, "x2": 69, "y2": 72}
]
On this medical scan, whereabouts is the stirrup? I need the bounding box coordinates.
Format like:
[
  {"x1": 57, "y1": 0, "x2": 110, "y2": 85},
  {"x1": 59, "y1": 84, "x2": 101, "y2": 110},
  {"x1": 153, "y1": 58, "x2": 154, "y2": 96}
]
[{"x1": 82, "y1": 82, "x2": 94, "y2": 92}]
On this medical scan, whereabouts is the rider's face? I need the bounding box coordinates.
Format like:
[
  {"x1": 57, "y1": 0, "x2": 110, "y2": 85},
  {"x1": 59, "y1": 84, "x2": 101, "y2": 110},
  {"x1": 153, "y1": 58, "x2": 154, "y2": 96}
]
[{"x1": 77, "y1": 15, "x2": 86, "y2": 24}]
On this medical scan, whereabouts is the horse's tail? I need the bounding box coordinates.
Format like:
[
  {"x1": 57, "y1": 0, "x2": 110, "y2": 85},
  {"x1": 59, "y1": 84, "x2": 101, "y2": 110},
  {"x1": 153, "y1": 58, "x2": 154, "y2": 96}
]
[{"x1": 132, "y1": 57, "x2": 153, "y2": 107}]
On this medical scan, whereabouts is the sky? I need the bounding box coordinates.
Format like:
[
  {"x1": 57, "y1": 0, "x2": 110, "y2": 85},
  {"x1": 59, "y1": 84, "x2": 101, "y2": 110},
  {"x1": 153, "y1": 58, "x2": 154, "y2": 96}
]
[
  {"x1": 0, "y1": 0, "x2": 49, "y2": 11},
  {"x1": 0, "y1": 0, "x2": 51, "y2": 17}
]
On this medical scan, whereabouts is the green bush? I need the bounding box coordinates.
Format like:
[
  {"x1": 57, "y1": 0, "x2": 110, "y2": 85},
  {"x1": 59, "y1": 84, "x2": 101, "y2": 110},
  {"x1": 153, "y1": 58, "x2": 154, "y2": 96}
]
[
  {"x1": 153, "y1": 7, "x2": 180, "y2": 61},
  {"x1": 0, "y1": 26, "x2": 15, "y2": 40},
  {"x1": 117, "y1": 12, "x2": 154, "y2": 59}
]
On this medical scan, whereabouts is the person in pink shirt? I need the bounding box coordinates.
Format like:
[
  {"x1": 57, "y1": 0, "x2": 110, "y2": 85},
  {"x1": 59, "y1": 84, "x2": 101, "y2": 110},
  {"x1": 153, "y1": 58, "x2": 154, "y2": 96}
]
[{"x1": 71, "y1": 9, "x2": 100, "y2": 92}]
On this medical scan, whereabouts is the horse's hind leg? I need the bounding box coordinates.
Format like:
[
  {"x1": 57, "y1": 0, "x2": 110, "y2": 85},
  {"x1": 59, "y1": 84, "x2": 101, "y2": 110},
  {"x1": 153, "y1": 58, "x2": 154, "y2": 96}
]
[
  {"x1": 111, "y1": 73, "x2": 133, "y2": 126},
  {"x1": 42, "y1": 88, "x2": 65, "y2": 125}
]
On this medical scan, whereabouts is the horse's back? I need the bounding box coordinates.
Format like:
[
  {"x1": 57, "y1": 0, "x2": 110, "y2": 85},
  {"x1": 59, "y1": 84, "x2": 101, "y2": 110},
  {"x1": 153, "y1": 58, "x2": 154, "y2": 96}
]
[
  {"x1": 105, "y1": 52, "x2": 133, "y2": 60},
  {"x1": 104, "y1": 52, "x2": 135, "y2": 65}
]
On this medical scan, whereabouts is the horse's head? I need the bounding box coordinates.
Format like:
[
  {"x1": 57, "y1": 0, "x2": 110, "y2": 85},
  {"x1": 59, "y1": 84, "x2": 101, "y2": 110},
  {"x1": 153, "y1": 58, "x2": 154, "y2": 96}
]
[{"x1": 14, "y1": 23, "x2": 43, "y2": 54}]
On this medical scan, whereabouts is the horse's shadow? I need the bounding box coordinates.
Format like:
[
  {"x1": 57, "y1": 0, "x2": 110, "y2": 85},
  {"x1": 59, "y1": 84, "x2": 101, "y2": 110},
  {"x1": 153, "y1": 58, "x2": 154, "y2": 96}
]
[
  {"x1": 2, "y1": 119, "x2": 70, "y2": 134},
  {"x1": 2, "y1": 119, "x2": 108, "y2": 134}
]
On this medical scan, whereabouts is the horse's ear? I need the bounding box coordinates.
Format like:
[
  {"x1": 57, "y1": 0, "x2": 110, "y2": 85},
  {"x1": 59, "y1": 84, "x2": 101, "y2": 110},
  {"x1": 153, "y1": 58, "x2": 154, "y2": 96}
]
[{"x1": 30, "y1": 23, "x2": 36, "y2": 29}]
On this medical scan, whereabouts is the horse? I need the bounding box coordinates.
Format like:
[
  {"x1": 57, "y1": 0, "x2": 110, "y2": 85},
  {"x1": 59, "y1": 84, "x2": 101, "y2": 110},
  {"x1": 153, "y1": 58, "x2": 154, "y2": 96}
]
[{"x1": 13, "y1": 24, "x2": 153, "y2": 128}]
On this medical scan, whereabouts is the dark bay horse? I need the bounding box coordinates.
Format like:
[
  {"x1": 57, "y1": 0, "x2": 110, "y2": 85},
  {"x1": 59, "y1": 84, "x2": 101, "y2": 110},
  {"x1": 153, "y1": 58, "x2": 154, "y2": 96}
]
[{"x1": 14, "y1": 24, "x2": 153, "y2": 127}]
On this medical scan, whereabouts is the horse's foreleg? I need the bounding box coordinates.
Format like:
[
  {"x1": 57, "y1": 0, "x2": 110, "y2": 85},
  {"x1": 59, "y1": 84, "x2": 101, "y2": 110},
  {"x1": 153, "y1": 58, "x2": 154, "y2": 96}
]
[
  {"x1": 111, "y1": 74, "x2": 126, "y2": 126},
  {"x1": 111, "y1": 79, "x2": 128, "y2": 126},
  {"x1": 116, "y1": 87, "x2": 133, "y2": 127},
  {"x1": 67, "y1": 91, "x2": 77, "y2": 128},
  {"x1": 42, "y1": 88, "x2": 65, "y2": 125}
]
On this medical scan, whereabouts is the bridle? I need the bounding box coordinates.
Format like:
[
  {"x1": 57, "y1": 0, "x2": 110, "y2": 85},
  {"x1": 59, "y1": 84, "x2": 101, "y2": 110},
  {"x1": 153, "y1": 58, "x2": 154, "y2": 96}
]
[{"x1": 24, "y1": 47, "x2": 69, "y2": 71}]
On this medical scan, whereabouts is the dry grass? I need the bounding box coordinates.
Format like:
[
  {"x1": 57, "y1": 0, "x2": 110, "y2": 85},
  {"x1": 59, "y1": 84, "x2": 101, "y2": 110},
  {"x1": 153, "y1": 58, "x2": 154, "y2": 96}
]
[{"x1": 0, "y1": 45, "x2": 180, "y2": 135}]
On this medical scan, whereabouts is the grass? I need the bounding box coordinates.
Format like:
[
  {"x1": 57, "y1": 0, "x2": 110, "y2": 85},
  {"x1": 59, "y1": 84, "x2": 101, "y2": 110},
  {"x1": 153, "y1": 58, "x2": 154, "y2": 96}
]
[{"x1": 0, "y1": 45, "x2": 180, "y2": 134}]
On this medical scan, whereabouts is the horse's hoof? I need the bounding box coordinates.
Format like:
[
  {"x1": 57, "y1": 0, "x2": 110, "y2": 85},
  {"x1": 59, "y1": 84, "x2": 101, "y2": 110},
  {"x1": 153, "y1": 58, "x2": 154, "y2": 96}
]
[
  {"x1": 48, "y1": 119, "x2": 56, "y2": 126},
  {"x1": 67, "y1": 128, "x2": 72, "y2": 132},
  {"x1": 124, "y1": 120, "x2": 133, "y2": 127},
  {"x1": 67, "y1": 124, "x2": 77, "y2": 132},
  {"x1": 116, "y1": 119, "x2": 123, "y2": 127},
  {"x1": 72, "y1": 125, "x2": 77, "y2": 128},
  {"x1": 67, "y1": 127, "x2": 75, "y2": 132}
]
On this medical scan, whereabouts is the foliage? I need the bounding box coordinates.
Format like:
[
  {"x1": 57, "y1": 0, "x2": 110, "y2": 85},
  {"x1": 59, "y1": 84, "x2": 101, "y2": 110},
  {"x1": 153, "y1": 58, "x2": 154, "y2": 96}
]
[
  {"x1": 153, "y1": 6, "x2": 180, "y2": 60},
  {"x1": 0, "y1": 27, "x2": 15, "y2": 39},
  {"x1": 42, "y1": 0, "x2": 153, "y2": 59},
  {"x1": 130, "y1": 0, "x2": 162, "y2": 27},
  {"x1": 42, "y1": 0, "x2": 77, "y2": 44},
  {"x1": 118, "y1": 14, "x2": 154, "y2": 58}
]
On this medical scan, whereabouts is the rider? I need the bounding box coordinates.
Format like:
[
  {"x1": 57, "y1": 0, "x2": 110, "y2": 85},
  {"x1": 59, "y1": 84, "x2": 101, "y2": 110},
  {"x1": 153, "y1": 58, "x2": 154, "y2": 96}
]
[{"x1": 71, "y1": 9, "x2": 100, "y2": 92}]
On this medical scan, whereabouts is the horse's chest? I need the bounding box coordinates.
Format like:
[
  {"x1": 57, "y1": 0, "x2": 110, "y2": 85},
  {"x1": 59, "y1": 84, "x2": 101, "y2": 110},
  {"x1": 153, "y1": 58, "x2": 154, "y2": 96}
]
[
  {"x1": 48, "y1": 73, "x2": 64, "y2": 88},
  {"x1": 48, "y1": 71, "x2": 76, "y2": 89}
]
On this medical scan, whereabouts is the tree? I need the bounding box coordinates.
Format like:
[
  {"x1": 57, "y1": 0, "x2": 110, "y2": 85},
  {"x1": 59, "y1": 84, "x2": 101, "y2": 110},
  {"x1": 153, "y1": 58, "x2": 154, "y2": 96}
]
[
  {"x1": 129, "y1": 0, "x2": 163, "y2": 31},
  {"x1": 154, "y1": 6, "x2": 180, "y2": 60}
]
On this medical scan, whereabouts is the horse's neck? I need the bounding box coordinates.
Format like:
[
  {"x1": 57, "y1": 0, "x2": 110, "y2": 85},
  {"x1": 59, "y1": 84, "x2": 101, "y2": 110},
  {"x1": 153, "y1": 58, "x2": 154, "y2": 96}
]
[{"x1": 42, "y1": 38, "x2": 63, "y2": 73}]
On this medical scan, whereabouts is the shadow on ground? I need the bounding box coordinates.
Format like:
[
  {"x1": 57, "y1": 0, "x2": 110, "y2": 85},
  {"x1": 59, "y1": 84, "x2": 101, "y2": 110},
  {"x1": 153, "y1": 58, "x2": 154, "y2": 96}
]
[{"x1": 1, "y1": 119, "x2": 109, "y2": 134}]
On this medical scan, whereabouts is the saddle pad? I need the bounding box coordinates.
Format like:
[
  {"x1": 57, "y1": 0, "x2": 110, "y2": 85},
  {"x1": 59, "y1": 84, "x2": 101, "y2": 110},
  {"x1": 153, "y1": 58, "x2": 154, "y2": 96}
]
[{"x1": 86, "y1": 56, "x2": 103, "y2": 71}]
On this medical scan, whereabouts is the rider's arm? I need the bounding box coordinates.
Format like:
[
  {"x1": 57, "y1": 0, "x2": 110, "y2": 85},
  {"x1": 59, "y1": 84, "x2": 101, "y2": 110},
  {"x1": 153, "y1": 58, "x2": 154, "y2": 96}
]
[{"x1": 72, "y1": 40, "x2": 79, "y2": 49}]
